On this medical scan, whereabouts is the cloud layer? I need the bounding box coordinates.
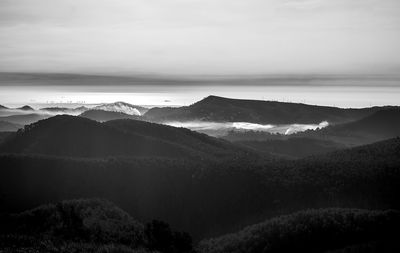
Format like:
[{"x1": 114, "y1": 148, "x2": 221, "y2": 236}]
[{"x1": 1, "y1": 0, "x2": 400, "y2": 75}]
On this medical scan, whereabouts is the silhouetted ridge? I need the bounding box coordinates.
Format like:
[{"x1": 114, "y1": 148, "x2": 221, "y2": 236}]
[
  {"x1": 145, "y1": 95, "x2": 391, "y2": 124},
  {"x1": 0, "y1": 104, "x2": 8, "y2": 110},
  {"x1": 0, "y1": 115, "x2": 197, "y2": 158},
  {"x1": 0, "y1": 115, "x2": 249, "y2": 159}
]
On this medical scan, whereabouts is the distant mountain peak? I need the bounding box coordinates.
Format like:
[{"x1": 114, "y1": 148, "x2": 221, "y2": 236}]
[
  {"x1": 93, "y1": 101, "x2": 146, "y2": 116},
  {"x1": 0, "y1": 104, "x2": 9, "y2": 109},
  {"x1": 17, "y1": 105, "x2": 34, "y2": 111}
]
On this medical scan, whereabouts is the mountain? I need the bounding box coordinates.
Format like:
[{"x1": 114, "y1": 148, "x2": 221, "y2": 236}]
[
  {"x1": 40, "y1": 106, "x2": 88, "y2": 114},
  {"x1": 0, "y1": 115, "x2": 246, "y2": 159},
  {"x1": 0, "y1": 199, "x2": 194, "y2": 253},
  {"x1": 236, "y1": 137, "x2": 345, "y2": 158},
  {"x1": 0, "y1": 105, "x2": 8, "y2": 110},
  {"x1": 298, "y1": 109, "x2": 400, "y2": 146},
  {"x1": 198, "y1": 208, "x2": 400, "y2": 253},
  {"x1": 1, "y1": 137, "x2": 399, "y2": 239},
  {"x1": 80, "y1": 109, "x2": 141, "y2": 122},
  {"x1": 104, "y1": 119, "x2": 244, "y2": 157},
  {"x1": 0, "y1": 113, "x2": 50, "y2": 125},
  {"x1": 17, "y1": 105, "x2": 34, "y2": 111},
  {"x1": 144, "y1": 95, "x2": 389, "y2": 124},
  {"x1": 93, "y1": 102, "x2": 148, "y2": 116},
  {"x1": 0, "y1": 121, "x2": 22, "y2": 132},
  {"x1": 1, "y1": 199, "x2": 144, "y2": 243}
]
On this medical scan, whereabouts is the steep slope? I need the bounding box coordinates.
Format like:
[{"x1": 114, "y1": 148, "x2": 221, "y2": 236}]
[
  {"x1": 80, "y1": 109, "x2": 142, "y2": 122},
  {"x1": 299, "y1": 109, "x2": 400, "y2": 146},
  {"x1": 144, "y1": 95, "x2": 387, "y2": 124},
  {"x1": 0, "y1": 104, "x2": 9, "y2": 110},
  {"x1": 198, "y1": 209, "x2": 400, "y2": 253},
  {"x1": 0, "y1": 121, "x2": 22, "y2": 132},
  {"x1": 0, "y1": 115, "x2": 245, "y2": 159}
]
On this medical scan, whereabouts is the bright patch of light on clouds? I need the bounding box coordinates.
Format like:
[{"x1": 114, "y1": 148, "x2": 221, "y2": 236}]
[{"x1": 165, "y1": 121, "x2": 329, "y2": 136}]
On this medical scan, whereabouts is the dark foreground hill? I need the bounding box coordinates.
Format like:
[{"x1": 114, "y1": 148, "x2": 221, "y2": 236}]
[
  {"x1": 1, "y1": 138, "x2": 399, "y2": 239},
  {"x1": 80, "y1": 109, "x2": 142, "y2": 122},
  {"x1": 1, "y1": 199, "x2": 144, "y2": 244},
  {"x1": 0, "y1": 115, "x2": 247, "y2": 159},
  {"x1": 298, "y1": 109, "x2": 400, "y2": 146},
  {"x1": 144, "y1": 95, "x2": 388, "y2": 124},
  {"x1": 198, "y1": 208, "x2": 400, "y2": 253},
  {"x1": 0, "y1": 199, "x2": 194, "y2": 253}
]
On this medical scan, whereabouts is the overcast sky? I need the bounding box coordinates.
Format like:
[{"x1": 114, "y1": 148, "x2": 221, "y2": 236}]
[{"x1": 1, "y1": 0, "x2": 400, "y2": 75}]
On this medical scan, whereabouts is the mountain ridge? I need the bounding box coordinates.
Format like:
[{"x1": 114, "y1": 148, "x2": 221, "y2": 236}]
[{"x1": 144, "y1": 95, "x2": 395, "y2": 125}]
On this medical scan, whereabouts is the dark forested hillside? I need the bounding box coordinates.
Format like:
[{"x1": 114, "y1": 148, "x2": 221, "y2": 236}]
[
  {"x1": 198, "y1": 208, "x2": 400, "y2": 253},
  {"x1": 144, "y1": 95, "x2": 389, "y2": 124},
  {"x1": 1, "y1": 138, "x2": 399, "y2": 239},
  {"x1": 80, "y1": 109, "x2": 142, "y2": 122},
  {"x1": 236, "y1": 137, "x2": 345, "y2": 158},
  {"x1": 0, "y1": 199, "x2": 194, "y2": 253},
  {"x1": 104, "y1": 119, "x2": 244, "y2": 157},
  {"x1": 0, "y1": 115, "x2": 249, "y2": 159},
  {"x1": 296, "y1": 109, "x2": 400, "y2": 146}
]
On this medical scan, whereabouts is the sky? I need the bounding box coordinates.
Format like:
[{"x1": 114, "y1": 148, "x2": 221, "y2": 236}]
[{"x1": 1, "y1": 0, "x2": 400, "y2": 75}]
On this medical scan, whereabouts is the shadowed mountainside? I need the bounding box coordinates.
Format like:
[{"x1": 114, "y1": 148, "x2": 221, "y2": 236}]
[
  {"x1": 104, "y1": 119, "x2": 243, "y2": 157},
  {"x1": 1, "y1": 137, "x2": 399, "y2": 239},
  {"x1": 144, "y1": 95, "x2": 391, "y2": 124},
  {"x1": 0, "y1": 199, "x2": 194, "y2": 253},
  {"x1": 223, "y1": 109, "x2": 400, "y2": 157},
  {"x1": 236, "y1": 137, "x2": 345, "y2": 159},
  {"x1": 0, "y1": 115, "x2": 250, "y2": 159},
  {"x1": 198, "y1": 208, "x2": 400, "y2": 253},
  {"x1": 80, "y1": 109, "x2": 142, "y2": 122},
  {"x1": 296, "y1": 109, "x2": 400, "y2": 146}
]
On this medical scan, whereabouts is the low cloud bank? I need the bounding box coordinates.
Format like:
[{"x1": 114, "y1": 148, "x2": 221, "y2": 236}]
[{"x1": 165, "y1": 121, "x2": 329, "y2": 136}]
